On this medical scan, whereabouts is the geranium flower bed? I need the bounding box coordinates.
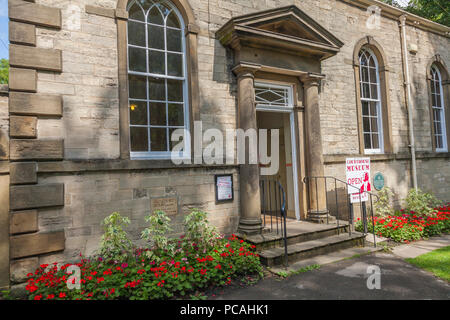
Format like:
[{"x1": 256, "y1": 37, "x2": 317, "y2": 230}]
[
  {"x1": 25, "y1": 234, "x2": 262, "y2": 300},
  {"x1": 355, "y1": 204, "x2": 450, "y2": 243}
]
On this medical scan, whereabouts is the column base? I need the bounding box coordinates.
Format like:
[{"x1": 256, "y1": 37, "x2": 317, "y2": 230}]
[
  {"x1": 238, "y1": 218, "x2": 263, "y2": 235},
  {"x1": 307, "y1": 209, "x2": 334, "y2": 224}
]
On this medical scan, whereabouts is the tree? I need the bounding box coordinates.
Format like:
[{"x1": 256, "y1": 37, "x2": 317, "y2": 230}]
[
  {"x1": 0, "y1": 59, "x2": 8, "y2": 84},
  {"x1": 406, "y1": 0, "x2": 449, "y2": 27},
  {"x1": 380, "y1": 0, "x2": 450, "y2": 27}
]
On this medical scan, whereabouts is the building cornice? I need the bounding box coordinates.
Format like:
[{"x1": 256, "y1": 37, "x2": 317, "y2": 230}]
[{"x1": 339, "y1": 0, "x2": 450, "y2": 37}]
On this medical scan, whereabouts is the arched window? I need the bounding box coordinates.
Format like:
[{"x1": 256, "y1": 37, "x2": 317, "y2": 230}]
[
  {"x1": 430, "y1": 65, "x2": 448, "y2": 152},
  {"x1": 127, "y1": 0, "x2": 189, "y2": 159},
  {"x1": 358, "y1": 47, "x2": 383, "y2": 154}
]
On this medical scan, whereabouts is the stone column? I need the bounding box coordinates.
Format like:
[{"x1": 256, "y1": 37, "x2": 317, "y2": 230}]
[
  {"x1": 233, "y1": 63, "x2": 262, "y2": 235},
  {"x1": 301, "y1": 74, "x2": 329, "y2": 222}
]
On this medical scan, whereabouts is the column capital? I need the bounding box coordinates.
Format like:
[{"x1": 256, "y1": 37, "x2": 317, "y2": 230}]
[
  {"x1": 232, "y1": 62, "x2": 261, "y2": 78},
  {"x1": 300, "y1": 73, "x2": 325, "y2": 88}
]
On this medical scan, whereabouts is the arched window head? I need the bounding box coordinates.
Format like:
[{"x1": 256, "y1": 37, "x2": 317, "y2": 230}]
[
  {"x1": 430, "y1": 64, "x2": 448, "y2": 152},
  {"x1": 127, "y1": 0, "x2": 189, "y2": 159},
  {"x1": 358, "y1": 47, "x2": 383, "y2": 154}
]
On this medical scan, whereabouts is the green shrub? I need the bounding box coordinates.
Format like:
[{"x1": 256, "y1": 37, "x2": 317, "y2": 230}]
[
  {"x1": 183, "y1": 209, "x2": 220, "y2": 251},
  {"x1": 403, "y1": 189, "x2": 442, "y2": 217},
  {"x1": 98, "y1": 212, "x2": 134, "y2": 263},
  {"x1": 141, "y1": 210, "x2": 176, "y2": 260},
  {"x1": 374, "y1": 187, "x2": 394, "y2": 217}
]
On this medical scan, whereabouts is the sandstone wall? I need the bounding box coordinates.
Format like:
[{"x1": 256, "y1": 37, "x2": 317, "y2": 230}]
[{"x1": 10, "y1": 0, "x2": 448, "y2": 281}]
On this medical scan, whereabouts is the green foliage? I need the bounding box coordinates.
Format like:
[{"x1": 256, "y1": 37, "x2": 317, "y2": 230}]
[
  {"x1": 98, "y1": 212, "x2": 134, "y2": 263},
  {"x1": 374, "y1": 187, "x2": 395, "y2": 217},
  {"x1": 0, "y1": 59, "x2": 8, "y2": 84},
  {"x1": 24, "y1": 210, "x2": 264, "y2": 300},
  {"x1": 403, "y1": 188, "x2": 442, "y2": 217},
  {"x1": 24, "y1": 233, "x2": 263, "y2": 300},
  {"x1": 355, "y1": 205, "x2": 450, "y2": 243},
  {"x1": 183, "y1": 209, "x2": 220, "y2": 251},
  {"x1": 380, "y1": 0, "x2": 450, "y2": 27},
  {"x1": 141, "y1": 210, "x2": 176, "y2": 260}
]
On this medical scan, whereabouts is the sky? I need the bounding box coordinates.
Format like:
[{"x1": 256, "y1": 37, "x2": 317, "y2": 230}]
[{"x1": 0, "y1": 0, "x2": 8, "y2": 60}]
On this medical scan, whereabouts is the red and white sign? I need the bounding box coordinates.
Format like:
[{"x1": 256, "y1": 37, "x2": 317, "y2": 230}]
[{"x1": 346, "y1": 158, "x2": 371, "y2": 203}]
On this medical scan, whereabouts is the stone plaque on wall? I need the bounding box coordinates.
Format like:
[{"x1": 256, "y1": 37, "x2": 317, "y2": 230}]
[{"x1": 151, "y1": 197, "x2": 178, "y2": 216}]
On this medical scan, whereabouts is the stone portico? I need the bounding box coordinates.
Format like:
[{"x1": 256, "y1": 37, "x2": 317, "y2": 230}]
[{"x1": 217, "y1": 6, "x2": 344, "y2": 233}]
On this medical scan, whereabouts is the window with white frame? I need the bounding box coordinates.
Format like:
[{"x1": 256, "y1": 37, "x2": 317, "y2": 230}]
[
  {"x1": 127, "y1": 0, "x2": 189, "y2": 159},
  {"x1": 430, "y1": 65, "x2": 448, "y2": 152},
  {"x1": 359, "y1": 48, "x2": 384, "y2": 154},
  {"x1": 255, "y1": 82, "x2": 294, "y2": 110}
]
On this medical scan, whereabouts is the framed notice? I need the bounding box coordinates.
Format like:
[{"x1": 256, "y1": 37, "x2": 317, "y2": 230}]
[{"x1": 215, "y1": 174, "x2": 234, "y2": 202}]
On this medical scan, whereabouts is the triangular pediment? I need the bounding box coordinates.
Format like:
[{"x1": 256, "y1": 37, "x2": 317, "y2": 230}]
[{"x1": 217, "y1": 6, "x2": 344, "y2": 60}]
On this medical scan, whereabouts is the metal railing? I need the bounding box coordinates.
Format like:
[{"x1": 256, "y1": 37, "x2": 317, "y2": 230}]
[
  {"x1": 260, "y1": 178, "x2": 288, "y2": 267},
  {"x1": 304, "y1": 176, "x2": 379, "y2": 248}
]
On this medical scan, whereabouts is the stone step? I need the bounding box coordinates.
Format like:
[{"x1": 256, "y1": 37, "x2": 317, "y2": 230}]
[
  {"x1": 259, "y1": 232, "x2": 366, "y2": 267},
  {"x1": 238, "y1": 221, "x2": 350, "y2": 251}
]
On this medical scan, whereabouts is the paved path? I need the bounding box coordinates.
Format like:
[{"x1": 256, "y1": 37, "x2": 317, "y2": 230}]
[
  {"x1": 210, "y1": 236, "x2": 450, "y2": 300},
  {"x1": 390, "y1": 234, "x2": 450, "y2": 259}
]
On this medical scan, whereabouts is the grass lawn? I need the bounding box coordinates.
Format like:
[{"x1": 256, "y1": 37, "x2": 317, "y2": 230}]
[{"x1": 406, "y1": 245, "x2": 450, "y2": 282}]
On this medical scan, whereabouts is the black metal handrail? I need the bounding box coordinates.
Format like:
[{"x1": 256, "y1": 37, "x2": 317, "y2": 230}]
[
  {"x1": 260, "y1": 178, "x2": 288, "y2": 267},
  {"x1": 303, "y1": 176, "x2": 379, "y2": 248}
]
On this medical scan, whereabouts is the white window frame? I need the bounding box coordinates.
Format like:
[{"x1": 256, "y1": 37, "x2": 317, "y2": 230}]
[
  {"x1": 431, "y1": 65, "x2": 448, "y2": 153},
  {"x1": 127, "y1": 0, "x2": 190, "y2": 160},
  {"x1": 359, "y1": 48, "x2": 384, "y2": 155},
  {"x1": 255, "y1": 82, "x2": 294, "y2": 112}
]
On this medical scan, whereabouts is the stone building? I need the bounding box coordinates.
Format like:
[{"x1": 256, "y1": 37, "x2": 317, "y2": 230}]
[{"x1": 0, "y1": 0, "x2": 449, "y2": 291}]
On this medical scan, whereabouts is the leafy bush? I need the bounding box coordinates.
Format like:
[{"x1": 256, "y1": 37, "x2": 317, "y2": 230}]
[
  {"x1": 24, "y1": 210, "x2": 263, "y2": 300},
  {"x1": 403, "y1": 189, "x2": 442, "y2": 217},
  {"x1": 183, "y1": 209, "x2": 220, "y2": 251},
  {"x1": 141, "y1": 210, "x2": 176, "y2": 260},
  {"x1": 374, "y1": 187, "x2": 394, "y2": 217},
  {"x1": 98, "y1": 212, "x2": 134, "y2": 263}
]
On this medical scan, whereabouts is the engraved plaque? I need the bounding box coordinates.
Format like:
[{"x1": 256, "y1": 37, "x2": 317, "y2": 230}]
[{"x1": 151, "y1": 197, "x2": 178, "y2": 216}]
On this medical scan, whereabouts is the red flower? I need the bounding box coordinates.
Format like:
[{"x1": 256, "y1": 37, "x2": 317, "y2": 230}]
[
  {"x1": 59, "y1": 292, "x2": 66, "y2": 298},
  {"x1": 47, "y1": 294, "x2": 55, "y2": 300},
  {"x1": 215, "y1": 264, "x2": 222, "y2": 269},
  {"x1": 97, "y1": 277, "x2": 105, "y2": 283},
  {"x1": 34, "y1": 294, "x2": 42, "y2": 300}
]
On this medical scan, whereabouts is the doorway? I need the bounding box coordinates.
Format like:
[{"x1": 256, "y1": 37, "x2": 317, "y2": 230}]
[{"x1": 255, "y1": 82, "x2": 300, "y2": 220}]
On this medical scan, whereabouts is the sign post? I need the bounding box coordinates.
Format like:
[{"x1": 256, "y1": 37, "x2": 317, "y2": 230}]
[
  {"x1": 346, "y1": 158, "x2": 371, "y2": 231},
  {"x1": 346, "y1": 157, "x2": 371, "y2": 204}
]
